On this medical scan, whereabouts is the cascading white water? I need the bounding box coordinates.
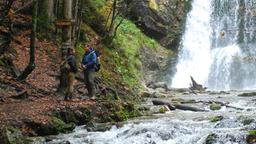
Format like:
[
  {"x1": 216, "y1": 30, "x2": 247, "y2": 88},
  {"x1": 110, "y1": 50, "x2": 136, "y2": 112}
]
[
  {"x1": 171, "y1": 0, "x2": 213, "y2": 89},
  {"x1": 171, "y1": 0, "x2": 256, "y2": 90}
]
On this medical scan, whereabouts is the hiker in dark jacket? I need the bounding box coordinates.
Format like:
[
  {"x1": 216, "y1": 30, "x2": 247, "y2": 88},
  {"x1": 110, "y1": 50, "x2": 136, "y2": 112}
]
[
  {"x1": 81, "y1": 46, "x2": 97, "y2": 99},
  {"x1": 64, "y1": 48, "x2": 78, "y2": 100}
]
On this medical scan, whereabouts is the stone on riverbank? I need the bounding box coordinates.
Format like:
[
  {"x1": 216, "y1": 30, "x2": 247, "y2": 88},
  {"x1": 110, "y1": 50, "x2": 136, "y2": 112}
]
[
  {"x1": 205, "y1": 133, "x2": 218, "y2": 144},
  {"x1": 238, "y1": 92, "x2": 256, "y2": 97},
  {"x1": 246, "y1": 130, "x2": 256, "y2": 144},
  {"x1": 210, "y1": 116, "x2": 223, "y2": 122},
  {"x1": 0, "y1": 126, "x2": 32, "y2": 144},
  {"x1": 209, "y1": 103, "x2": 221, "y2": 111}
]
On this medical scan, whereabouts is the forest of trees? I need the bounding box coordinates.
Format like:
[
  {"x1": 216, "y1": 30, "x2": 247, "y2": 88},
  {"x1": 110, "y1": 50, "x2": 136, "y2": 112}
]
[{"x1": 0, "y1": 0, "x2": 131, "y2": 94}]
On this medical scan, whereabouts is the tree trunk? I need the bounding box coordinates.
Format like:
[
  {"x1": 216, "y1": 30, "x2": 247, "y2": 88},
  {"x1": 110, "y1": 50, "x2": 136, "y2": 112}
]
[
  {"x1": 47, "y1": 0, "x2": 54, "y2": 21},
  {"x1": 17, "y1": 0, "x2": 38, "y2": 81},
  {"x1": 72, "y1": 0, "x2": 79, "y2": 41},
  {"x1": 109, "y1": 0, "x2": 117, "y2": 35},
  {"x1": 57, "y1": 0, "x2": 73, "y2": 94}
]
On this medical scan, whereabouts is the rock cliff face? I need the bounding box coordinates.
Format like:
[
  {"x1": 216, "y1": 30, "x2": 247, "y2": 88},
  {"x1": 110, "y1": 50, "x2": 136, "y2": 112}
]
[{"x1": 129, "y1": 0, "x2": 191, "y2": 51}]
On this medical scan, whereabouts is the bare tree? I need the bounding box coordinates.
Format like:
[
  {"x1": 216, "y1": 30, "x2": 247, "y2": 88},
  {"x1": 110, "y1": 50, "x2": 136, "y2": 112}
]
[{"x1": 17, "y1": 0, "x2": 38, "y2": 81}]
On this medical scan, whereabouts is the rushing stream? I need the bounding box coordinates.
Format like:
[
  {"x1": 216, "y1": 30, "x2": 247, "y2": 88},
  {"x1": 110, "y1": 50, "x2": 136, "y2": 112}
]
[
  {"x1": 40, "y1": 0, "x2": 256, "y2": 143},
  {"x1": 45, "y1": 91, "x2": 256, "y2": 144}
]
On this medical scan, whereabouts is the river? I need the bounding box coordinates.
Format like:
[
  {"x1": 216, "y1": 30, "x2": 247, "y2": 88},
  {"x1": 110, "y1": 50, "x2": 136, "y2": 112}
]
[{"x1": 44, "y1": 90, "x2": 256, "y2": 144}]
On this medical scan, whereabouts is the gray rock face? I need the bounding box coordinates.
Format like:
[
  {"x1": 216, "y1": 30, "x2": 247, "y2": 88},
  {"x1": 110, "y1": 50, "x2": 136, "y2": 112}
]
[{"x1": 129, "y1": 0, "x2": 191, "y2": 51}]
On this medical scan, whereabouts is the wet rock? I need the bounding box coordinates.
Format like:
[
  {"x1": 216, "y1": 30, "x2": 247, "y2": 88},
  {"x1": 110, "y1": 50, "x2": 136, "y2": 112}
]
[
  {"x1": 210, "y1": 115, "x2": 223, "y2": 122},
  {"x1": 171, "y1": 98, "x2": 196, "y2": 104},
  {"x1": 237, "y1": 116, "x2": 254, "y2": 125},
  {"x1": 238, "y1": 92, "x2": 256, "y2": 97},
  {"x1": 209, "y1": 103, "x2": 221, "y2": 111},
  {"x1": 205, "y1": 133, "x2": 218, "y2": 144},
  {"x1": 150, "y1": 105, "x2": 169, "y2": 114},
  {"x1": 85, "y1": 123, "x2": 113, "y2": 132}
]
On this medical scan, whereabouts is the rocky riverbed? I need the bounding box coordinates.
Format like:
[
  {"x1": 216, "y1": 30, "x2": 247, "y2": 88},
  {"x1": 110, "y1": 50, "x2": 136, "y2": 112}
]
[{"x1": 40, "y1": 86, "x2": 256, "y2": 144}]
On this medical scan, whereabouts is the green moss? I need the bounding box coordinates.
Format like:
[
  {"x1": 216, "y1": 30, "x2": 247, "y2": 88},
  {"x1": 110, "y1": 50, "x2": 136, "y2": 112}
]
[
  {"x1": 108, "y1": 18, "x2": 161, "y2": 89},
  {"x1": 50, "y1": 117, "x2": 75, "y2": 134},
  {"x1": 159, "y1": 106, "x2": 167, "y2": 113},
  {"x1": 209, "y1": 103, "x2": 221, "y2": 111},
  {"x1": 249, "y1": 130, "x2": 256, "y2": 135},
  {"x1": 210, "y1": 115, "x2": 223, "y2": 122},
  {"x1": 205, "y1": 133, "x2": 217, "y2": 144}
]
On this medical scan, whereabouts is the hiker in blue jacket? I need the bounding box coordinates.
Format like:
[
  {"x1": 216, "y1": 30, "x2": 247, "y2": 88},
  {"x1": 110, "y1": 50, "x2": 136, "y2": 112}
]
[{"x1": 81, "y1": 46, "x2": 97, "y2": 99}]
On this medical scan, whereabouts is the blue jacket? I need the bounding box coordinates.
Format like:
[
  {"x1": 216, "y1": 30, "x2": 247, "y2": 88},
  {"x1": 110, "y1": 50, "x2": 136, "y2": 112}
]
[{"x1": 81, "y1": 48, "x2": 97, "y2": 70}]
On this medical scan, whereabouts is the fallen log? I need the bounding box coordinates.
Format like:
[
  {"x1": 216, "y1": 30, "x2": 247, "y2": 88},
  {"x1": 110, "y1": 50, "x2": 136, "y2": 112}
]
[
  {"x1": 152, "y1": 100, "x2": 207, "y2": 112},
  {"x1": 174, "y1": 104, "x2": 207, "y2": 112},
  {"x1": 152, "y1": 100, "x2": 176, "y2": 110}
]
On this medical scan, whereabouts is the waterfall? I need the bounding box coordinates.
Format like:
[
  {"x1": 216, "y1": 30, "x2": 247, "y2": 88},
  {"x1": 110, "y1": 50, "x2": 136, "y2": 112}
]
[{"x1": 170, "y1": 0, "x2": 256, "y2": 90}]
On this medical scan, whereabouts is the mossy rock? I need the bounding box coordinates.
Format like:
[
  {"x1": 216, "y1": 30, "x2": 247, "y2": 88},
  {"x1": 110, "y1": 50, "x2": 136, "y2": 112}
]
[
  {"x1": 205, "y1": 133, "x2": 218, "y2": 144},
  {"x1": 246, "y1": 130, "x2": 256, "y2": 144},
  {"x1": 243, "y1": 118, "x2": 254, "y2": 125},
  {"x1": 27, "y1": 117, "x2": 75, "y2": 136},
  {"x1": 0, "y1": 126, "x2": 32, "y2": 144},
  {"x1": 52, "y1": 107, "x2": 92, "y2": 125},
  {"x1": 209, "y1": 103, "x2": 221, "y2": 111},
  {"x1": 210, "y1": 115, "x2": 223, "y2": 122},
  {"x1": 238, "y1": 92, "x2": 256, "y2": 97},
  {"x1": 237, "y1": 116, "x2": 255, "y2": 125},
  {"x1": 159, "y1": 106, "x2": 168, "y2": 113},
  {"x1": 85, "y1": 122, "x2": 113, "y2": 132}
]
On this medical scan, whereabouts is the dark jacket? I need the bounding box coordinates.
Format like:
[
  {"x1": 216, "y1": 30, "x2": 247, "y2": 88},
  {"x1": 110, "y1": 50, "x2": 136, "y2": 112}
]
[
  {"x1": 81, "y1": 48, "x2": 97, "y2": 70},
  {"x1": 67, "y1": 55, "x2": 78, "y2": 73}
]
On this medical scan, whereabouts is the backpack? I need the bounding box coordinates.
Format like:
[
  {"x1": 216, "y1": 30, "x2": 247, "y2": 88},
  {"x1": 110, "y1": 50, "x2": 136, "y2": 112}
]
[{"x1": 82, "y1": 49, "x2": 101, "y2": 72}]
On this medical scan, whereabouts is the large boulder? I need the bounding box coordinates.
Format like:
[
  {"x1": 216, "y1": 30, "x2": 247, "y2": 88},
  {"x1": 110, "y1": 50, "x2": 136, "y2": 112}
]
[
  {"x1": 129, "y1": 0, "x2": 191, "y2": 51},
  {"x1": 0, "y1": 126, "x2": 32, "y2": 144}
]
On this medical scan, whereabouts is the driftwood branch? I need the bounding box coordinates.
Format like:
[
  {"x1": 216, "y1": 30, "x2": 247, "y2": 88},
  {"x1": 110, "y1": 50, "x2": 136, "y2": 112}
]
[{"x1": 190, "y1": 76, "x2": 207, "y2": 91}]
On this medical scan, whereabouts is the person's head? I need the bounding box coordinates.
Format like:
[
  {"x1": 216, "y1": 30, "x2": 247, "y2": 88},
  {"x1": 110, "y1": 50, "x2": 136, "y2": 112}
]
[
  {"x1": 84, "y1": 44, "x2": 91, "y2": 53},
  {"x1": 67, "y1": 48, "x2": 75, "y2": 55}
]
